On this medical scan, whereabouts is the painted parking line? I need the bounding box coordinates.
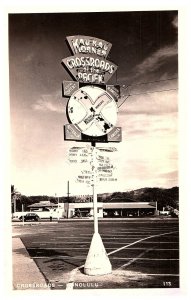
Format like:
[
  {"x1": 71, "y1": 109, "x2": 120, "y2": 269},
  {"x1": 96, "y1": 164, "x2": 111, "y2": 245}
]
[
  {"x1": 31, "y1": 240, "x2": 179, "y2": 244},
  {"x1": 27, "y1": 247, "x2": 179, "y2": 251},
  {"x1": 118, "y1": 247, "x2": 154, "y2": 269},
  {"x1": 132, "y1": 241, "x2": 179, "y2": 244},
  {"x1": 65, "y1": 230, "x2": 178, "y2": 289},
  {"x1": 32, "y1": 256, "x2": 179, "y2": 261},
  {"x1": 120, "y1": 274, "x2": 179, "y2": 277},
  {"x1": 108, "y1": 231, "x2": 178, "y2": 255},
  {"x1": 80, "y1": 231, "x2": 178, "y2": 235},
  {"x1": 30, "y1": 241, "x2": 179, "y2": 246},
  {"x1": 43, "y1": 236, "x2": 179, "y2": 240}
]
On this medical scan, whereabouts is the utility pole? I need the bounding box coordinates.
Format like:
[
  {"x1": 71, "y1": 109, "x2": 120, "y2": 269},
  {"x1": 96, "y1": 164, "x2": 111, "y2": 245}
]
[
  {"x1": 55, "y1": 193, "x2": 60, "y2": 221},
  {"x1": 67, "y1": 181, "x2": 70, "y2": 202},
  {"x1": 67, "y1": 181, "x2": 70, "y2": 219}
]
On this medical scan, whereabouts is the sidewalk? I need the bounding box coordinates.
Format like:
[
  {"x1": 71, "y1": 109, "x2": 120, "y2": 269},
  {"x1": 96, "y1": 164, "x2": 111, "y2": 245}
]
[{"x1": 12, "y1": 237, "x2": 50, "y2": 290}]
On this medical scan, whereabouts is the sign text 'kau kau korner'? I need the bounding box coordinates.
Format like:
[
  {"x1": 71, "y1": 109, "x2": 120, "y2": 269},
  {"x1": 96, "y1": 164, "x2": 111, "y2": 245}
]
[
  {"x1": 62, "y1": 35, "x2": 122, "y2": 143},
  {"x1": 66, "y1": 35, "x2": 112, "y2": 58},
  {"x1": 62, "y1": 35, "x2": 117, "y2": 84}
]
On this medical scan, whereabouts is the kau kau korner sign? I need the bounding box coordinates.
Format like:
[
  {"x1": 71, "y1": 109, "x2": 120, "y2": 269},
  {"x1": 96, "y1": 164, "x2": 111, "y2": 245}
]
[
  {"x1": 61, "y1": 36, "x2": 122, "y2": 276},
  {"x1": 62, "y1": 35, "x2": 117, "y2": 84},
  {"x1": 62, "y1": 35, "x2": 122, "y2": 143}
]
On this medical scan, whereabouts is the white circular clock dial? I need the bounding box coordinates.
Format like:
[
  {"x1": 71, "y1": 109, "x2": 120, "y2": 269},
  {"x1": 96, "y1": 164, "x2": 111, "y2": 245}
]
[{"x1": 67, "y1": 85, "x2": 118, "y2": 137}]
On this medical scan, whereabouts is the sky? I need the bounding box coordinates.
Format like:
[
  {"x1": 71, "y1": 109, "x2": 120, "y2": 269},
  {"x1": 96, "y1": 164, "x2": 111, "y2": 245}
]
[{"x1": 9, "y1": 10, "x2": 178, "y2": 196}]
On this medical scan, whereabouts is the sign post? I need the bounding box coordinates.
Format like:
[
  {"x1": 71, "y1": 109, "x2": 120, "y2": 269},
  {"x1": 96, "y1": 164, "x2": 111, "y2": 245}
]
[
  {"x1": 84, "y1": 142, "x2": 112, "y2": 275},
  {"x1": 92, "y1": 144, "x2": 98, "y2": 234},
  {"x1": 61, "y1": 35, "x2": 122, "y2": 276}
]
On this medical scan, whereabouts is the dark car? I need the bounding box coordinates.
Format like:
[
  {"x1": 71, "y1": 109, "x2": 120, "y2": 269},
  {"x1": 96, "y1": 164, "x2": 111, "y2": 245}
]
[{"x1": 19, "y1": 213, "x2": 40, "y2": 222}]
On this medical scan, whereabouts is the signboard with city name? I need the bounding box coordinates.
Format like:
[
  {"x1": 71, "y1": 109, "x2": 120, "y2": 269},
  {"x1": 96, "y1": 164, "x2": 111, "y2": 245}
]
[
  {"x1": 68, "y1": 147, "x2": 92, "y2": 164},
  {"x1": 76, "y1": 172, "x2": 117, "y2": 185},
  {"x1": 75, "y1": 163, "x2": 117, "y2": 185},
  {"x1": 67, "y1": 146, "x2": 118, "y2": 165},
  {"x1": 68, "y1": 145, "x2": 117, "y2": 185}
]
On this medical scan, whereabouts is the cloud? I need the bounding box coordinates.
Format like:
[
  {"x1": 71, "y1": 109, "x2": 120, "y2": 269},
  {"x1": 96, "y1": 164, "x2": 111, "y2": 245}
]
[
  {"x1": 111, "y1": 135, "x2": 178, "y2": 190},
  {"x1": 133, "y1": 14, "x2": 178, "y2": 81},
  {"x1": 120, "y1": 13, "x2": 178, "y2": 86},
  {"x1": 32, "y1": 94, "x2": 65, "y2": 113},
  {"x1": 159, "y1": 170, "x2": 178, "y2": 179},
  {"x1": 133, "y1": 44, "x2": 178, "y2": 82},
  {"x1": 118, "y1": 88, "x2": 178, "y2": 117},
  {"x1": 172, "y1": 15, "x2": 178, "y2": 29}
]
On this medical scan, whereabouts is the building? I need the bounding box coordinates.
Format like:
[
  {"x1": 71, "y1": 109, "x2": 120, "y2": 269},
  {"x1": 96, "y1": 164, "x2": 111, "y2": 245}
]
[
  {"x1": 13, "y1": 200, "x2": 157, "y2": 219},
  {"x1": 27, "y1": 201, "x2": 63, "y2": 218},
  {"x1": 65, "y1": 202, "x2": 103, "y2": 218},
  {"x1": 27, "y1": 200, "x2": 57, "y2": 211},
  {"x1": 65, "y1": 201, "x2": 157, "y2": 218},
  {"x1": 103, "y1": 202, "x2": 157, "y2": 217}
]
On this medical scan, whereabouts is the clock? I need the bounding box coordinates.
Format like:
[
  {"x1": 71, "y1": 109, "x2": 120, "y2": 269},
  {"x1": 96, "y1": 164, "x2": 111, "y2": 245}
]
[{"x1": 67, "y1": 85, "x2": 118, "y2": 137}]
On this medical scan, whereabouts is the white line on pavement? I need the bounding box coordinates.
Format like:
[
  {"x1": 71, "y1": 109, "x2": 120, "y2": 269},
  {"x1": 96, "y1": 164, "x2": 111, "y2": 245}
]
[
  {"x1": 118, "y1": 247, "x2": 155, "y2": 269},
  {"x1": 45, "y1": 236, "x2": 178, "y2": 240},
  {"x1": 108, "y1": 231, "x2": 178, "y2": 255},
  {"x1": 32, "y1": 256, "x2": 179, "y2": 261},
  {"x1": 28, "y1": 247, "x2": 179, "y2": 250},
  {"x1": 65, "y1": 230, "x2": 179, "y2": 289}
]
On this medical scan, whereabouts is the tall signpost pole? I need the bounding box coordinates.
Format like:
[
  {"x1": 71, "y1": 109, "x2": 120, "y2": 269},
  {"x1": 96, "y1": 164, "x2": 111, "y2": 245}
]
[
  {"x1": 62, "y1": 35, "x2": 122, "y2": 276},
  {"x1": 91, "y1": 142, "x2": 98, "y2": 234},
  {"x1": 84, "y1": 141, "x2": 112, "y2": 276}
]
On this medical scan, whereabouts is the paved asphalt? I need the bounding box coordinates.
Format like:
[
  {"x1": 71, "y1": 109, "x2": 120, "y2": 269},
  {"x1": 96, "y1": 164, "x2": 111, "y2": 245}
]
[{"x1": 12, "y1": 218, "x2": 179, "y2": 290}]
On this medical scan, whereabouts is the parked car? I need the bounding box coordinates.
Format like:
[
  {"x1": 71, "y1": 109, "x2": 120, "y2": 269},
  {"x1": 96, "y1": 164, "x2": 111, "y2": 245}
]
[{"x1": 19, "y1": 213, "x2": 40, "y2": 222}]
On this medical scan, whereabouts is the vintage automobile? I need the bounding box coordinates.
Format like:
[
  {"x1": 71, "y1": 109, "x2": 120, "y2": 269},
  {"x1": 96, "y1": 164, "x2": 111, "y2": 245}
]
[{"x1": 19, "y1": 213, "x2": 40, "y2": 222}]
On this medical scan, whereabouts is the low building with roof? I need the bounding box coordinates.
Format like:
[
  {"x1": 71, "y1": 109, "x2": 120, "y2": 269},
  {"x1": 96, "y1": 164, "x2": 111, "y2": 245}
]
[
  {"x1": 27, "y1": 201, "x2": 58, "y2": 211},
  {"x1": 15, "y1": 200, "x2": 157, "y2": 219},
  {"x1": 66, "y1": 201, "x2": 157, "y2": 218},
  {"x1": 102, "y1": 202, "x2": 157, "y2": 217}
]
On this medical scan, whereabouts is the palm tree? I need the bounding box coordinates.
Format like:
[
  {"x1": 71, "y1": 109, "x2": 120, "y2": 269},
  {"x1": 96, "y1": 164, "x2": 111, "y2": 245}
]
[{"x1": 11, "y1": 185, "x2": 21, "y2": 213}]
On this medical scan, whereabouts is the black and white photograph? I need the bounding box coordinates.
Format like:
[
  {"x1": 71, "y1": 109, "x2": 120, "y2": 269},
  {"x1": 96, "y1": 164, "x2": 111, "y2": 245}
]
[{"x1": 3, "y1": 2, "x2": 188, "y2": 295}]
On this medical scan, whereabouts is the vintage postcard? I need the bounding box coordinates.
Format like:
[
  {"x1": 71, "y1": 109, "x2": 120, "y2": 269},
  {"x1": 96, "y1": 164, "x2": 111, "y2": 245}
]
[{"x1": 2, "y1": 1, "x2": 190, "y2": 299}]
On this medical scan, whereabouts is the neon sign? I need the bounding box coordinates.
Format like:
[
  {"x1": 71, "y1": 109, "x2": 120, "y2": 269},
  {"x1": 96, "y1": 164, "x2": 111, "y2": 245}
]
[{"x1": 62, "y1": 35, "x2": 118, "y2": 84}]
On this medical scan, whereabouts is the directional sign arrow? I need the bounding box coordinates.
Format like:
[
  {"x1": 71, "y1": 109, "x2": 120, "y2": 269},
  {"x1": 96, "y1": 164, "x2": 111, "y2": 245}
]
[{"x1": 97, "y1": 147, "x2": 117, "y2": 152}]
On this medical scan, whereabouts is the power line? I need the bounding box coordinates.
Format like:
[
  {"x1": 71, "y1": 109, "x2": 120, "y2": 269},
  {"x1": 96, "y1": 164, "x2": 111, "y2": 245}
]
[
  {"x1": 118, "y1": 95, "x2": 131, "y2": 109},
  {"x1": 130, "y1": 87, "x2": 178, "y2": 96},
  {"x1": 123, "y1": 77, "x2": 178, "y2": 88},
  {"x1": 118, "y1": 87, "x2": 178, "y2": 109}
]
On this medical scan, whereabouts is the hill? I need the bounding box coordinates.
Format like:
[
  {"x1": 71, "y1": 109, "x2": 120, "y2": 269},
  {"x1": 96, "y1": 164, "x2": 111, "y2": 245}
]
[
  {"x1": 98, "y1": 187, "x2": 179, "y2": 210},
  {"x1": 12, "y1": 186, "x2": 179, "y2": 212}
]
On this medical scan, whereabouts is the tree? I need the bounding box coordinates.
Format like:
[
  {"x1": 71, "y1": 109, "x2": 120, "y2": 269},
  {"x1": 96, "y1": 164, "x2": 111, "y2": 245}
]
[{"x1": 11, "y1": 185, "x2": 21, "y2": 213}]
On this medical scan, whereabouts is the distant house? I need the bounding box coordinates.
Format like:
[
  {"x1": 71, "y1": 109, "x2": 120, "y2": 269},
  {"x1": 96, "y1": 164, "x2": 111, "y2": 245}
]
[{"x1": 27, "y1": 201, "x2": 57, "y2": 211}]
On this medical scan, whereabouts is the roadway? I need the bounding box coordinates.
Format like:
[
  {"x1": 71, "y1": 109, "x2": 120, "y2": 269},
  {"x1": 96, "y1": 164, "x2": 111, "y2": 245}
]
[{"x1": 12, "y1": 218, "x2": 179, "y2": 289}]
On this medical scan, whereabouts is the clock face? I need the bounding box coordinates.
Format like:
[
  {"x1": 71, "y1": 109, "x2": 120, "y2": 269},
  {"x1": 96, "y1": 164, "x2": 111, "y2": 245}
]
[{"x1": 67, "y1": 85, "x2": 118, "y2": 137}]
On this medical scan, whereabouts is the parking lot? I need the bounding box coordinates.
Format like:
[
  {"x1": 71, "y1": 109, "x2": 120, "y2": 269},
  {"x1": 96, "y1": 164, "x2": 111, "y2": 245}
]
[{"x1": 12, "y1": 219, "x2": 179, "y2": 289}]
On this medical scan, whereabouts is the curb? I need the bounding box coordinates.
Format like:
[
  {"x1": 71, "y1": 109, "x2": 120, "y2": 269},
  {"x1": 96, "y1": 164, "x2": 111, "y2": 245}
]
[
  {"x1": 12, "y1": 237, "x2": 51, "y2": 290},
  {"x1": 12, "y1": 217, "x2": 176, "y2": 225}
]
